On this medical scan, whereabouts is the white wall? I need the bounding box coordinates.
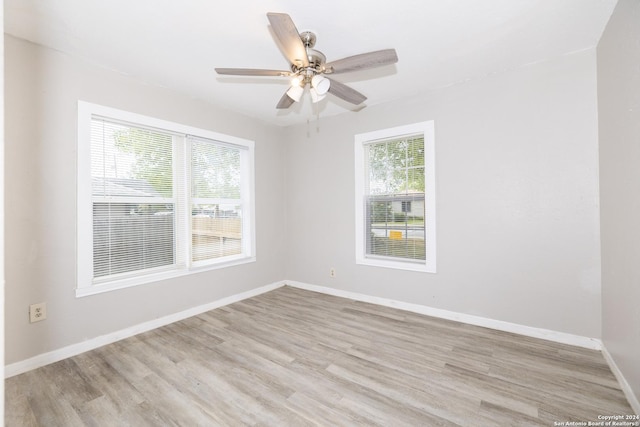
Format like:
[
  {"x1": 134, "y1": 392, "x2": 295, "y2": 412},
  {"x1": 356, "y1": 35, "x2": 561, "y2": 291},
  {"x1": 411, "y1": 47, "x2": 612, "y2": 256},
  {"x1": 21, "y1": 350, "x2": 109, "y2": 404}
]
[
  {"x1": 284, "y1": 48, "x2": 602, "y2": 338},
  {"x1": 597, "y1": 0, "x2": 640, "y2": 406},
  {"x1": 4, "y1": 36, "x2": 287, "y2": 365}
]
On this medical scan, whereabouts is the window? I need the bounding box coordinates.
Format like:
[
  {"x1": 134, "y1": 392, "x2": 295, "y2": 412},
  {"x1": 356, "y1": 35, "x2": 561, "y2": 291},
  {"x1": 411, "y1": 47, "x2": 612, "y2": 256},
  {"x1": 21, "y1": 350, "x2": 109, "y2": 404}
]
[
  {"x1": 77, "y1": 102, "x2": 255, "y2": 296},
  {"x1": 355, "y1": 121, "x2": 436, "y2": 272}
]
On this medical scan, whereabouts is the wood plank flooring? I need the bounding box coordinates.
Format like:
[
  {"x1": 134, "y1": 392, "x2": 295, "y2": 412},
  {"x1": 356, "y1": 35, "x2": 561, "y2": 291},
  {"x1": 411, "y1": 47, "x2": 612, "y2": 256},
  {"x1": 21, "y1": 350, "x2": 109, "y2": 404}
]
[{"x1": 5, "y1": 286, "x2": 634, "y2": 426}]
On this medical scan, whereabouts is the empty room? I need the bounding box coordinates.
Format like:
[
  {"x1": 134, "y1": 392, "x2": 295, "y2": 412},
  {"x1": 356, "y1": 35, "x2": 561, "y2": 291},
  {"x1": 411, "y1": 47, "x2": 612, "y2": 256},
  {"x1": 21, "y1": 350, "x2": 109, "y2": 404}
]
[{"x1": 3, "y1": 0, "x2": 640, "y2": 425}]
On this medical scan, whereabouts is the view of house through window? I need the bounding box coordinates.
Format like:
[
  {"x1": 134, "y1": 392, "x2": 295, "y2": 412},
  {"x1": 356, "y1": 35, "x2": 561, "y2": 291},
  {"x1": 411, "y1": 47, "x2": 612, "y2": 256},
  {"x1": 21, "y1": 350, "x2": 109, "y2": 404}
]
[
  {"x1": 355, "y1": 121, "x2": 436, "y2": 273},
  {"x1": 78, "y1": 102, "x2": 255, "y2": 295},
  {"x1": 91, "y1": 120, "x2": 176, "y2": 278},
  {"x1": 364, "y1": 135, "x2": 426, "y2": 261}
]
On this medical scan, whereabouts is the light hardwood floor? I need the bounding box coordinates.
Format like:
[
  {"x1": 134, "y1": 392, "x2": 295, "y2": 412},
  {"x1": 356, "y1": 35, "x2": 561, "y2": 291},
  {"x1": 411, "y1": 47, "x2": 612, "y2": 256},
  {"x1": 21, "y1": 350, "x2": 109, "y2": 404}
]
[{"x1": 5, "y1": 286, "x2": 634, "y2": 426}]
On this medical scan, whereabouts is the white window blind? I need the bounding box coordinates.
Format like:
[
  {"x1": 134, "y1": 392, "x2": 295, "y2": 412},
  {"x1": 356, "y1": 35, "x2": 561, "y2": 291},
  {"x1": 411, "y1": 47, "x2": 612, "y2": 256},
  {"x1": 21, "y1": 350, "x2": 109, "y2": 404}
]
[
  {"x1": 364, "y1": 134, "x2": 426, "y2": 262},
  {"x1": 77, "y1": 102, "x2": 255, "y2": 296},
  {"x1": 355, "y1": 121, "x2": 436, "y2": 273},
  {"x1": 91, "y1": 118, "x2": 177, "y2": 281}
]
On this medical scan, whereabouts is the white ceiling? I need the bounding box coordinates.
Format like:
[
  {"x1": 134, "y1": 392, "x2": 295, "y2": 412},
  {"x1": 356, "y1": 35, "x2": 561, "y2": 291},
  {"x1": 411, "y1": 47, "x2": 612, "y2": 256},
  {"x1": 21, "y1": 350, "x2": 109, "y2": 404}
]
[{"x1": 4, "y1": 0, "x2": 617, "y2": 127}]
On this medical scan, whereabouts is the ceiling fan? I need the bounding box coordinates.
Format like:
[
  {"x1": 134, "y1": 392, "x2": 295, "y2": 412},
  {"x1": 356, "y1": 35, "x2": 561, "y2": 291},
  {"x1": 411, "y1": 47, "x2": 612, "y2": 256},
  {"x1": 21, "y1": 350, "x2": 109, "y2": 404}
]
[{"x1": 215, "y1": 12, "x2": 398, "y2": 109}]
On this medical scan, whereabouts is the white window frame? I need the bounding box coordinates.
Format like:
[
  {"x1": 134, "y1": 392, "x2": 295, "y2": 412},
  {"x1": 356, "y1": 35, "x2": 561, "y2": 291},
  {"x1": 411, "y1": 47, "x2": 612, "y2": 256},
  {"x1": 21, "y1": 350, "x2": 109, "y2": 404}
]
[
  {"x1": 354, "y1": 121, "x2": 436, "y2": 273},
  {"x1": 77, "y1": 101, "x2": 256, "y2": 297}
]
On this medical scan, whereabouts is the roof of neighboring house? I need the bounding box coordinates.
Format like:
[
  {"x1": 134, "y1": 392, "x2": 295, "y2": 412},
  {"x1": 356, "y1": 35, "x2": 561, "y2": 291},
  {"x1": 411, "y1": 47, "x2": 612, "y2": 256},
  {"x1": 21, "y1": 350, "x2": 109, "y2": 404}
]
[{"x1": 92, "y1": 177, "x2": 163, "y2": 198}]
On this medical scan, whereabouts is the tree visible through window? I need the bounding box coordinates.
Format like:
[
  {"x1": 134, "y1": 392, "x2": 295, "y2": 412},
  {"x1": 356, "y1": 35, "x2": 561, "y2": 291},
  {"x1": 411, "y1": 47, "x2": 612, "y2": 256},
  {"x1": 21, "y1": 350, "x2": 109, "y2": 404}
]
[
  {"x1": 190, "y1": 138, "x2": 243, "y2": 262},
  {"x1": 365, "y1": 135, "x2": 426, "y2": 261},
  {"x1": 77, "y1": 102, "x2": 255, "y2": 296},
  {"x1": 91, "y1": 121, "x2": 176, "y2": 278},
  {"x1": 355, "y1": 121, "x2": 436, "y2": 273}
]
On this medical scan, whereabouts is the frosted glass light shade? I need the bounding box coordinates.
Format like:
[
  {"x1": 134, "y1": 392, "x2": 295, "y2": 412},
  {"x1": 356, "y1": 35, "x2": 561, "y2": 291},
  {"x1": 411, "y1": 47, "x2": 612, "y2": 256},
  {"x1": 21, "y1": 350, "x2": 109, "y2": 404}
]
[
  {"x1": 311, "y1": 75, "x2": 330, "y2": 95},
  {"x1": 286, "y1": 85, "x2": 304, "y2": 102},
  {"x1": 291, "y1": 75, "x2": 304, "y2": 87}
]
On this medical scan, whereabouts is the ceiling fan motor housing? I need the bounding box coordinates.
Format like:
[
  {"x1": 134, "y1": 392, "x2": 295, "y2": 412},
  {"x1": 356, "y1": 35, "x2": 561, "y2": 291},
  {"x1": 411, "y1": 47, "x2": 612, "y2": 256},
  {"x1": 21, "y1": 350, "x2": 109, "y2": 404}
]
[
  {"x1": 291, "y1": 32, "x2": 329, "y2": 84},
  {"x1": 300, "y1": 31, "x2": 316, "y2": 48}
]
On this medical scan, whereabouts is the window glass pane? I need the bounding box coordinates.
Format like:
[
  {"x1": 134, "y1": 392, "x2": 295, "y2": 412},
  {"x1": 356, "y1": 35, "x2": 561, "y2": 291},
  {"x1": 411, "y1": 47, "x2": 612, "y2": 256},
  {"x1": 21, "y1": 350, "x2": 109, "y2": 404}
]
[
  {"x1": 93, "y1": 203, "x2": 175, "y2": 277},
  {"x1": 91, "y1": 120, "x2": 173, "y2": 198},
  {"x1": 192, "y1": 204, "x2": 242, "y2": 262},
  {"x1": 191, "y1": 141, "x2": 241, "y2": 199},
  {"x1": 407, "y1": 201, "x2": 425, "y2": 227},
  {"x1": 367, "y1": 143, "x2": 405, "y2": 195},
  {"x1": 366, "y1": 197, "x2": 425, "y2": 261},
  {"x1": 366, "y1": 137, "x2": 426, "y2": 195},
  {"x1": 368, "y1": 142, "x2": 387, "y2": 167},
  {"x1": 90, "y1": 118, "x2": 175, "y2": 280},
  {"x1": 370, "y1": 199, "x2": 392, "y2": 224},
  {"x1": 365, "y1": 134, "x2": 426, "y2": 262},
  {"x1": 407, "y1": 167, "x2": 425, "y2": 193},
  {"x1": 387, "y1": 139, "x2": 408, "y2": 168},
  {"x1": 407, "y1": 137, "x2": 424, "y2": 167}
]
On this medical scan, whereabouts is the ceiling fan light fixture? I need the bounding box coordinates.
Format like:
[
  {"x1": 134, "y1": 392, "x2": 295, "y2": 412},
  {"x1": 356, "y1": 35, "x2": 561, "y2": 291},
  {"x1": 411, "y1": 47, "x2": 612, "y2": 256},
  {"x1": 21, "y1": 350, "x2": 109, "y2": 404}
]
[
  {"x1": 291, "y1": 75, "x2": 304, "y2": 87},
  {"x1": 216, "y1": 13, "x2": 397, "y2": 110},
  {"x1": 310, "y1": 88, "x2": 326, "y2": 103},
  {"x1": 286, "y1": 84, "x2": 304, "y2": 102},
  {"x1": 311, "y1": 74, "x2": 330, "y2": 95}
]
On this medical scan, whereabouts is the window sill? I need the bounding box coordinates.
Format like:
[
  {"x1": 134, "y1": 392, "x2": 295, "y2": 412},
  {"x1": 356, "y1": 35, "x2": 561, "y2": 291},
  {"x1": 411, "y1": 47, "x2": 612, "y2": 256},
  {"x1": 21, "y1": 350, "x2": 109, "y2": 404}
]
[
  {"x1": 356, "y1": 256, "x2": 436, "y2": 273},
  {"x1": 76, "y1": 256, "x2": 256, "y2": 298}
]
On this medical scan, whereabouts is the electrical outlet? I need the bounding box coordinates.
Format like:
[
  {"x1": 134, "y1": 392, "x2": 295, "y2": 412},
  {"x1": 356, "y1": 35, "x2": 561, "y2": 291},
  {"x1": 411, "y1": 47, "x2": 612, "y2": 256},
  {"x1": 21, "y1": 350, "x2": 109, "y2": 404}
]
[
  {"x1": 330, "y1": 267, "x2": 336, "y2": 278},
  {"x1": 29, "y1": 303, "x2": 47, "y2": 323}
]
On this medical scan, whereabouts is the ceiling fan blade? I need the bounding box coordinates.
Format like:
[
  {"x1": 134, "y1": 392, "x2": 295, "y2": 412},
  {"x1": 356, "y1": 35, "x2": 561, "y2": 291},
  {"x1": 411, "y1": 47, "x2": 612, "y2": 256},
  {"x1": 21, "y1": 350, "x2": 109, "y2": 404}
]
[
  {"x1": 276, "y1": 90, "x2": 295, "y2": 109},
  {"x1": 267, "y1": 12, "x2": 309, "y2": 68},
  {"x1": 215, "y1": 68, "x2": 291, "y2": 77},
  {"x1": 325, "y1": 49, "x2": 398, "y2": 74},
  {"x1": 326, "y1": 78, "x2": 367, "y2": 105}
]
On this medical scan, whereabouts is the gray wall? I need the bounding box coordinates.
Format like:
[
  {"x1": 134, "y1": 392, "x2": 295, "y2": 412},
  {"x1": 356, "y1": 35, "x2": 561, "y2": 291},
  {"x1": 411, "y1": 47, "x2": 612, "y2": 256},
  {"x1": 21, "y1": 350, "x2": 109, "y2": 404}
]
[
  {"x1": 2, "y1": 23, "x2": 620, "y2": 375},
  {"x1": 597, "y1": 0, "x2": 640, "y2": 403},
  {"x1": 284, "y1": 48, "x2": 602, "y2": 338},
  {"x1": 4, "y1": 36, "x2": 287, "y2": 364},
  {"x1": 1, "y1": 0, "x2": 6, "y2": 412}
]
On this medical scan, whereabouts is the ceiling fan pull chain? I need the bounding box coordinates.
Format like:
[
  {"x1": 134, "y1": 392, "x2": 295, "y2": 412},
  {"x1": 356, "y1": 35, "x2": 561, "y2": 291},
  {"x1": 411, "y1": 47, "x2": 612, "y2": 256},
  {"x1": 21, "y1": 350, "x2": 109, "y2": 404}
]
[{"x1": 316, "y1": 102, "x2": 321, "y2": 133}]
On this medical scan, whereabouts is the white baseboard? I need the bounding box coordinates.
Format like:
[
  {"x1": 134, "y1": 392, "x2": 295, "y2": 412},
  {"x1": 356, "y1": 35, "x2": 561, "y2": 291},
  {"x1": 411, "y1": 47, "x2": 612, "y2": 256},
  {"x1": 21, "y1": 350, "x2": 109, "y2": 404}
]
[
  {"x1": 285, "y1": 280, "x2": 602, "y2": 350},
  {"x1": 4, "y1": 281, "x2": 285, "y2": 378},
  {"x1": 601, "y1": 345, "x2": 640, "y2": 415}
]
